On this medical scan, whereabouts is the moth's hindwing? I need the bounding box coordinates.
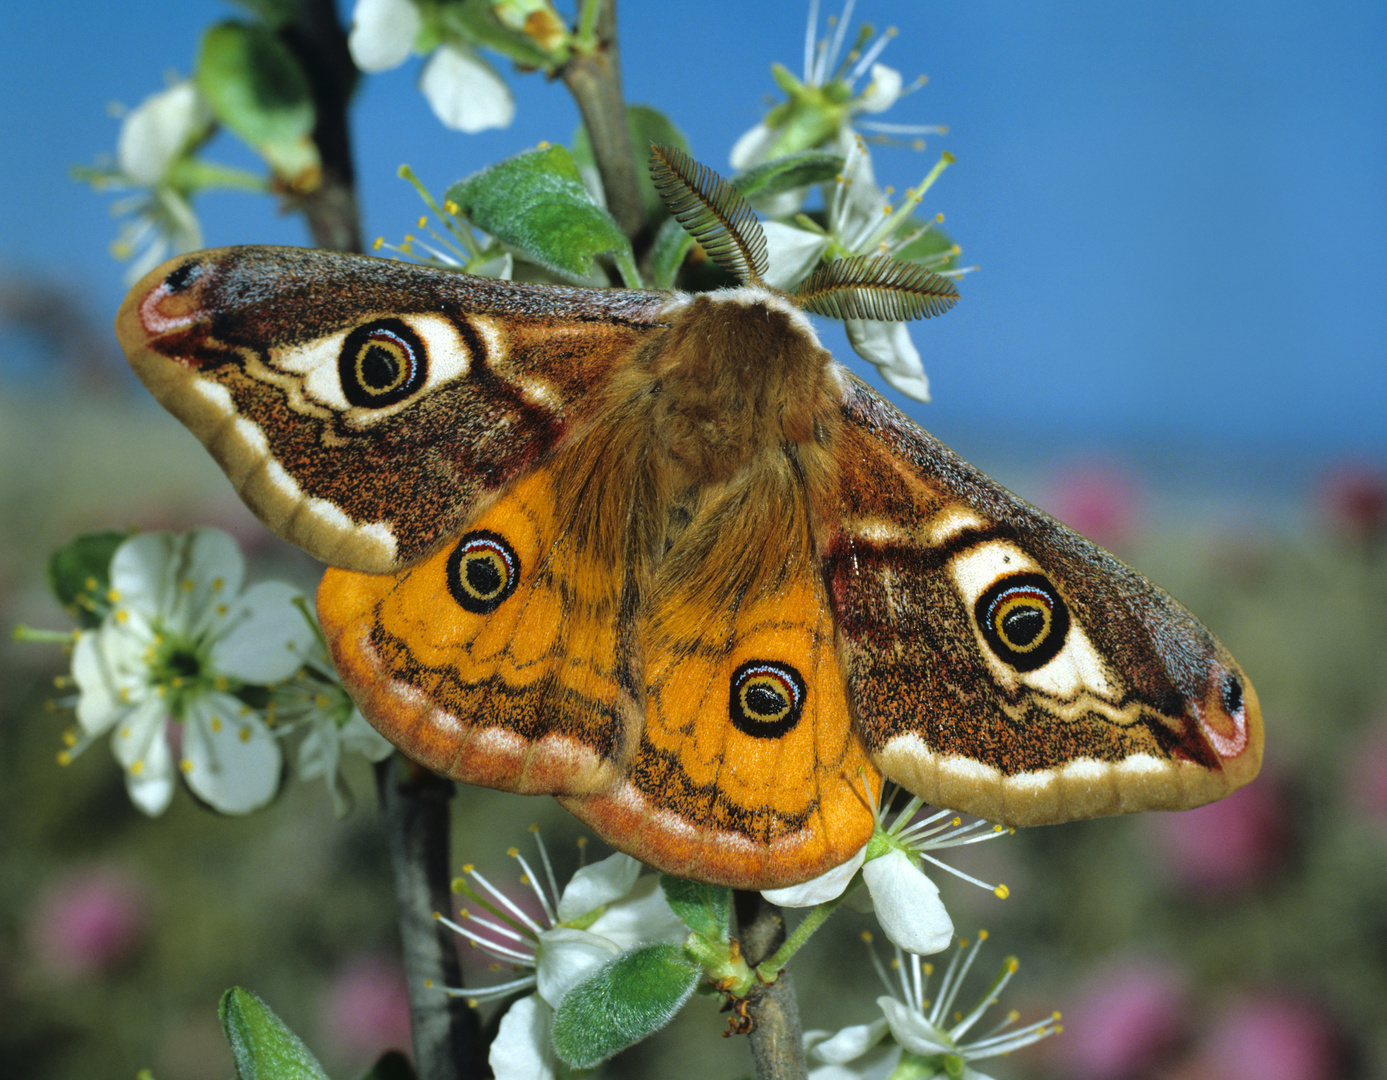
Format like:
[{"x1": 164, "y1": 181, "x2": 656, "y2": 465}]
[
  {"x1": 317, "y1": 445, "x2": 642, "y2": 797},
  {"x1": 569, "y1": 459, "x2": 878, "y2": 889},
  {"x1": 116, "y1": 247, "x2": 673, "y2": 572},
  {"x1": 820, "y1": 376, "x2": 1263, "y2": 827}
]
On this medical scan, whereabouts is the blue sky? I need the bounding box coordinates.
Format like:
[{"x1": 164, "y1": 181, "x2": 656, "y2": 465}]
[{"x1": 3, "y1": 1, "x2": 1384, "y2": 472}]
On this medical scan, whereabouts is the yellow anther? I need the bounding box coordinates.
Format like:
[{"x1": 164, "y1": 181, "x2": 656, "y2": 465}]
[
  {"x1": 373, "y1": 237, "x2": 385, "y2": 250},
  {"x1": 131, "y1": 760, "x2": 144, "y2": 775},
  {"x1": 210, "y1": 717, "x2": 222, "y2": 733},
  {"x1": 239, "y1": 727, "x2": 251, "y2": 743},
  {"x1": 57, "y1": 750, "x2": 72, "y2": 766},
  {"x1": 444, "y1": 200, "x2": 460, "y2": 216},
  {"x1": 114, "y1": 609, "x2": 129, "y2": 624},
  {"x1": 977, "y1": 929, "x2": 988, "y2": 941},
  {"x1": 994, "y1": 884, "x2": 1010, "y2": 899},
  {"x1": 180, "y1": 759, "x2": 193, "y2": 773},
  {"x1": 507, "y1": 846, "x2": 520, "y2": 857}
]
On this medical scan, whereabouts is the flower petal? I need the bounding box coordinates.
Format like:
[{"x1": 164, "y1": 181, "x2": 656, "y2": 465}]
[
  {"x1": 862, "y1": 849, "x2": 954, "y2": 955},
  {"x1": 348, "y1": 0, "x2": 422, "y2": 73},
  {"x1": 585, "y1": 875, "x2": 688, "y2": 950},
  {"x1": 117, "y1": 81, "x2": 211, "y2": 185},
  {"x1": 489, "y1": 994, "x2": 555, "y2": 1080},
  {"x1": 556, "y1": 852, "x2": 642, "y2": 922},
  {"x1": 845, "y1": 321, "x2": 930, "y2": 402},
  {"x1": 210, "y1": 581, "x2": 314, "y2": 683},
  {"x1": 856, "y1": 64, "x2": 904, "y2": 114},
  {"x1": 762, "y1": 847, "x2": 865, "y2": 907},
  {"x1": 72, "y1": 626, "x2": 146, "y2": 735},
  {"x1": 122, "y1": 718, "x2": 176, "y2": 816},
  {"x1": 809, "y1": 1017, "x2": 891, "y2": 1063},
  {"x1": 877, "y1": 994, "x2": 955, "y2": 1056},
  {"x1": 729, "y1": 122, "x2": 777, "y2": 171},
  {"x1": 419, "y1": 46, "x2": 515, "y2": 133},
  {"x1": 181, "y1": 693, "x2": 282, "y2": 814},
  {"x1": 534, "y1": 927, "x2": 621, "y2": 1008},
  {"x1": 762, "y1": 221, "x2": 830, "y2": 291}
]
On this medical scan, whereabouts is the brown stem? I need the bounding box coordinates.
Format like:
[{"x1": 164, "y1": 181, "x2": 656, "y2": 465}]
[
  {"x1": 283, "y1": 0, "x2": 363, "y2": 252},
  {"x1": 737, "y1": 893, "x2": 809, "y2": 1080},
  {"x1": 374, "y1": 757, "x2": 484, "y2": 1080},
  {"x1": 559, "y1": 0, "x2": 645, "y2": 241}
]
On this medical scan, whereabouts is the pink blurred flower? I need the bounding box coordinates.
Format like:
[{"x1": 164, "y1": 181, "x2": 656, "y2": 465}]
[
  {"x1": 1317, "y1": 462, "x2": 1387, "y2": 543},
  {"x1": 1046, "y1": 957, "x2": 1188, "y2": 1080},
  {"x1": 1346, "y1": 719, "x2": 1387, "y2": 827},
  {"x1": 1147, "y1": 772, "x2": 1289, "y2": 896},
  {"x1": 1179, "y1": 994, "x2": 1342, "y2": 1080},
  {"x1": 28, "y1": 865, "x2": 150, "y2": 978},
  {"x1": 1041, "y1": 461, "x2": 1144, "y2": 550},
  {"x1": 316, "y1": 954, "x2": 413, "y2": 1065}
]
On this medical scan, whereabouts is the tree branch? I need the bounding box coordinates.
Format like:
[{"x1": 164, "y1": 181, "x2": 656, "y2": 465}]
[
  {"x1": 738, "y1": 894, "x2": 809, "y2": 1080},
  {"x1": 375, "y1": 757, "x2": 483, "y2": 1080},
  {"x1": 284, "y1": 0, "x2": 363, "y2": 252},
  {"x1": 560, "y1": 0, "x2": 645, "y2": 241}
]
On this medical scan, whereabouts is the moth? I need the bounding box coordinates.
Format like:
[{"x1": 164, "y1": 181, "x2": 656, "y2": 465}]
[{"x1": 116, "y1": 147, "x2": 1262, "y2": 889}]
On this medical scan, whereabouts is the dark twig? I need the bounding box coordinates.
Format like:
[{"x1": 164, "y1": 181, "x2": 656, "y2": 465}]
[
  {"x1": 375, "y1": 756, "x2": 483, "y2": 1080},
  {"x1": 738, "y1": 893, "x2": 809, "y2": 1080},
  {"x1": 283, "y1": 0, "x2": 363, "y2": 252},
  {"x1": 560, "y1": 0, "x2": 645, "y2": 241}
]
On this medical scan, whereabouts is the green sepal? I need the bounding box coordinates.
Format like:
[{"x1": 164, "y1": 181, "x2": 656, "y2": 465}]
[
  {"x1": 649, "y1": 215, "x2": 696, "y2": 289},
  {"x1": 573, "y1": 104, "x2": 690, "y2": 227},
  {"x1": 219, "y1": 987, "x2": 331, "y2": 1080},
  {"x1": 354, "y1": 1050, "x2": 417, "y2": 1080},
  {"x1": 444, "y1": 145, "x2": 638, "y2": 284},
  {"x1": 196, "y1": 22, "x2": 321, "y2": 187},
  {"x1": 733, "y1": 151, "x2": 844, "y2": 200},
  {"x1": 47, "y1": 530, "x2": 128, "y2": 628},
  {"x1": 550, "y1": 943, "x2": 700, "y2": 1068},
  {"x1": 659, "y1": 875, "x2": 731, "y2": 941}
]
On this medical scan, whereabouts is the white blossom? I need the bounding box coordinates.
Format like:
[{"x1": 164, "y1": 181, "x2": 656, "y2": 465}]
[
  {"x1": 69, "y1": 530, "x2": 315, "y2": 815},
  {"x1": 764, "y1": 785, "x2": 1011, "y2": 957},
  {"x1": 804, "y1": 935, "x2": 1060, "y2": 1080},
  {"x1": 437, "y1": 834, "x2": 686, "y2": 1080}
]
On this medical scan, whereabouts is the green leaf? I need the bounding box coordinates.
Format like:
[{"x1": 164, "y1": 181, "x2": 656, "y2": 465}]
[
  {"x1": 659, "y1": 875, "x2": 731, "y2": 941},
  {"x1": 219, "y1": 987, "x2": 331, "y2": 1080},
  {"x1": 573, "y1": 104, "x2": 691, "y2": 227},
  {"x1": 196, "y1": 22, "x2": 321, "y2": 186},
  {"x1": 649, "y1": 215, "x2": 695, "y2": 289},
  {"x1": 895, "y1": 218, "x2": 958, "y2": 270},
  {"x1": 734, "y1": 151, "x2": 844, "y2": 200},
  {"x1": 355, "y1": 1050, "x2": 417, "y2": 1080},
  {"x1": 444, "y1": 145, "x2": 637, "y2": 283},
  {"x1": 47, "y1": 530, "x2": 128, "y2": 628},
  {"x1": 551, "y1": 943, "x2": 699, "y2": 1069}
]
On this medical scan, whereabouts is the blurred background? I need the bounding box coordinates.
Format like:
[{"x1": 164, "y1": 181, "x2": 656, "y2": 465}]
[{"x1": 1, "y1": 1, "x2": 1384, "y2": 1078}]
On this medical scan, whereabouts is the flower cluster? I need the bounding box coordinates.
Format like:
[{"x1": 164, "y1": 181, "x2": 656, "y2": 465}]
[{"x1": 42, "y1": 529, "x2": 390, "y2": 816}]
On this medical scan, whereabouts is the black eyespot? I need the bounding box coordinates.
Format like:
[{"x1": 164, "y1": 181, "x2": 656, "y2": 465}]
[
  {"x1": 1222, "y1": 673, "x2": 1244, "y2": 717},
  {"x1": 446, "y1": 532, "x2": 520, "y2": 614},
  {"x1": 164, "y1": 261, "x2": 200, "y2": 293},
  {"x1": 340, "y1": 319, "x2": 427, "y2": 409},
  {"x1": 974, "y1": 572, "x2": 1070, "y2": 672},
  {"x1": 729, "y1": 660, "x2": 806, "y2": 739}
]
